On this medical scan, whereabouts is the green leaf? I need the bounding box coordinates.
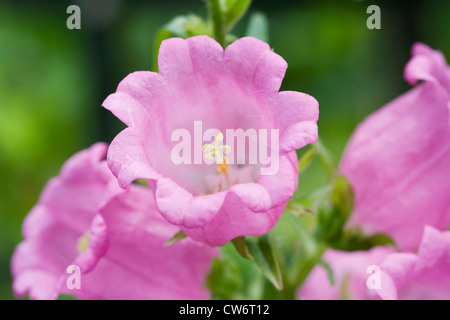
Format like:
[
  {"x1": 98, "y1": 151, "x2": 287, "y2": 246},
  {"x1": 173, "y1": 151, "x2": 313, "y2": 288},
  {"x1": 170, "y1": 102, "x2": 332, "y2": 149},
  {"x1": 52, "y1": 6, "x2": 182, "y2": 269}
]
[
  {"x1": 339, "y1": 274, "x2": 352, "y2": 300},
  {"x1": 364, "y1": 233, "x2": 396, "y2": 247},
  {"x1": 225, "y1": 34, "x2": 238, "y2": 46},
  {"x1": 206, "y1": 0, "x2": 252, "y2": 47},
  {"x1": 206, "y1": 257, "x2": 240, "y2": 299},
  {"x1": 318, "y1": 259, "x2": 335, "y2": 286},
  {"x1": 133, "y1": 179, "x2": 148, "y2": 186},
  {"x1": 245, "y1": 12, "x2": 269, "y2": 42},
  {"x1": 164, "y1": 16, "x2": 191, "y2": 37},
  {"x1": 330, "y1": 175, "x2": 354, "y2": 221},
  {"x1": 245, "y1": 235, "x2": 283, "y2": 291},
  {"x1": 331, "y1": 228, "x2": 396, "y2": 251},
  {"x1": 57, "y1": 295, "x2": 77, "y2": 300},
  {"x1": 315, "y1": 175, "x2": 354, "y2": 243},
  {"x1": 289, "y1": 184, "x2": 332, "y2": 207},
  {"x1": 164, "y1": 230, "x2": 187, "y2": 247},
  {"x1": 153, "y1": 15, "x2": 212, "y2": 71},
  {"x1": 153, "y1": 28, "x2": 172, "y2": 72},
  {"x1": 224, "y1": 0, "x2": 252, "y2": 30},
  {"x1": 153, "y1": 16, "x2": 193, "y2": 72},
  {"x1": 315, "y1": 140, "x2": 337, "y2": 180},
  {"x1": 298, "y1": 145, "x2": 317, "y2": 174},
  {"x1": 231, "y1": 236, "x2": 253, "y2": 260},
  {"x1": 183, "y1": 14, "x2": 213, "y2": 37},
  {"x1": 285, "y1": 202, "x2": 308, "y2": 216}
]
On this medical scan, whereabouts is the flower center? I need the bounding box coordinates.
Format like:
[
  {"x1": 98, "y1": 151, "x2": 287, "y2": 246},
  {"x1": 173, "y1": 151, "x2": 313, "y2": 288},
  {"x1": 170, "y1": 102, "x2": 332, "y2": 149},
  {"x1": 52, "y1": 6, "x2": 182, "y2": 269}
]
[
  {"x1": 76, "y1": 231, "x2": 91, "y2": 253},
  {"x1": 202, "y1": 132, "x2": 233, "y2": 192}
]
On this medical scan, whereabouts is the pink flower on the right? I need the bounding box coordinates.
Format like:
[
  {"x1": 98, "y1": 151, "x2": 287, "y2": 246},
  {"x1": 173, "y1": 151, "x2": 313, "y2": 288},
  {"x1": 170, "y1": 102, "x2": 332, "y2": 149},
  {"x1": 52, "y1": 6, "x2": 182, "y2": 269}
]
[
  {"x1": 340, "y1": 43, "x2": 450, "y2": 250},
  {"x1": 376, "y1": 226, "x2": 450, "y2": 300},
  {"x1": 299, "y1": 226, "x2": 450, "y2": 300}
]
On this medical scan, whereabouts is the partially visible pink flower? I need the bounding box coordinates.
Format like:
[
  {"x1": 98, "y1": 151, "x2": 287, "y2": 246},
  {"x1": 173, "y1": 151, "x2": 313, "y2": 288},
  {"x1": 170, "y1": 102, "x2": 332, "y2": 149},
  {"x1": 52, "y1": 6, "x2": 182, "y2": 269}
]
[
  {"x1": 376, "y1": 226, "x2": 450, "y2": 300},
  {"x1": 299, "y1": 226, "x2": 450, "y2": 300},
  {"x1": 103, "y1": 35, "x2": 319, "y2": 246},
  {"x1": 11, "y1": 143, "x2": 121, "y2": 300},
  {"x1": 340, "y1": 43, "x2": 450, "y2": 250},
  {"x1": 79, "y1": 185, "x2": 219, "y2": 300},
  {"x1": 11, "y1": 143, "x2": 217, "y2": 300},
  {"x1": 298, "y1": 247, "x2": 393, "y2": 300}
]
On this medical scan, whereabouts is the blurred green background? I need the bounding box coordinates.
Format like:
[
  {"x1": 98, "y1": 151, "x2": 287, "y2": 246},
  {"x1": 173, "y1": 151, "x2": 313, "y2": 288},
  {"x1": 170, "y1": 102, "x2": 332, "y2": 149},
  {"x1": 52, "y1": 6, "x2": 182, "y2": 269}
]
[{"x1": 0, "y1": 0, "x2": 449, "y2": 299}]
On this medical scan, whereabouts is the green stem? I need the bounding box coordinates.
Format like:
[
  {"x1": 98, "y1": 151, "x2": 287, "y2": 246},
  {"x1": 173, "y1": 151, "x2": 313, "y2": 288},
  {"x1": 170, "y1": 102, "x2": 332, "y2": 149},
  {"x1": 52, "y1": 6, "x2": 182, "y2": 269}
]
[
  {"x1": 279, "y1": 241, "x2": 327, "y2": 299},
  {"x1": 280, "y1": 283, "x2": 297, "y2": 300},
  {"x1": 315, "y1": 139, "x2": 338, "y2": 180},
  {"x1": 271, "y1": 237, "x2": 296, "y2": 300},
  {"x1": 206, "y1": 0, "x2": 227, "y2": 47},
  {"x1": 278, "y1": 214, "x2": 329, "y2": 299},
  {"x1": 295, "y1": 242, "x2": 328, "y2": 288}
]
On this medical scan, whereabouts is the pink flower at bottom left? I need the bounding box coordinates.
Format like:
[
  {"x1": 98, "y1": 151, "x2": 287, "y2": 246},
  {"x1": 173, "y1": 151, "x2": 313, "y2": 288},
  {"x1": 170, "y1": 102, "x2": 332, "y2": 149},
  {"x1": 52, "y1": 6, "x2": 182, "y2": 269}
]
[{"x1": 11, "y1": 143, "x2": 218, "y2": 300}]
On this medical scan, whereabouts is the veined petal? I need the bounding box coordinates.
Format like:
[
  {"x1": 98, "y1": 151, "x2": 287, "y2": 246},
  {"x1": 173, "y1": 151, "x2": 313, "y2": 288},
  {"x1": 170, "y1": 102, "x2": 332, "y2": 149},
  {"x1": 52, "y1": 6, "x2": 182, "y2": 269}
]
[{"x1": 104, "y1": 36, "x2": 319, "y2": 246}]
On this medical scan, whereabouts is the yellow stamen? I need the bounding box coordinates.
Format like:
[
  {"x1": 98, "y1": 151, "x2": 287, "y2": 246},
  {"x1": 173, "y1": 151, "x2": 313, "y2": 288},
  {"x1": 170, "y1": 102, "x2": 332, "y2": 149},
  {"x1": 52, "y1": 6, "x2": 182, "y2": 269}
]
[
  {"x1": 218, "y1": 158, "x2": 232, "y2": 189},
  {"x1": 202, "y1": 133, "x2": 233, "y2": 191},
  {"x1": 76, "y1": 231, "x2": 91, "y2": 253}
]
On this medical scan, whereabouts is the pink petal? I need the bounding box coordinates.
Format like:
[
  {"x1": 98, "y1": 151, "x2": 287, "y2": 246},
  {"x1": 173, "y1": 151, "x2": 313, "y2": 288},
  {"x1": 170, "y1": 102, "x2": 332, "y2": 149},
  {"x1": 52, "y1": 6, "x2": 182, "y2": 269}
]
[
  {"x1": 186, "y1": 36, "x2": 225, "y2": 84},
  {"x1": 11, "y1": 143, "x2": 120, "y2": 299},
  {"x1": 377, "y1": 227, "x2": 450, "y2": 300},
  {"x1": 340, "y1": 44, "x2": 450, "y2": 250},
  {"x1": 273, "y1": 91, "x2": 319, "y2": 153},
  {"x1": 299, "y1": 247, "x2": 393, "y2": 300},
  {"x1": 104, "y1": 36, "x2": 319, "y2": 245},
  {"x1": 73, "y1": 185, "x2": 218, "y2": 300},
  {"x1": 107, "y1": 128, "x2": 160, "y2": 188},
  {"x1": 405, "y1": 43, "x2": 450, "y2": 91},
  {"x1": 224, "y1": 37, "x2": 271, "y2": 89}
]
